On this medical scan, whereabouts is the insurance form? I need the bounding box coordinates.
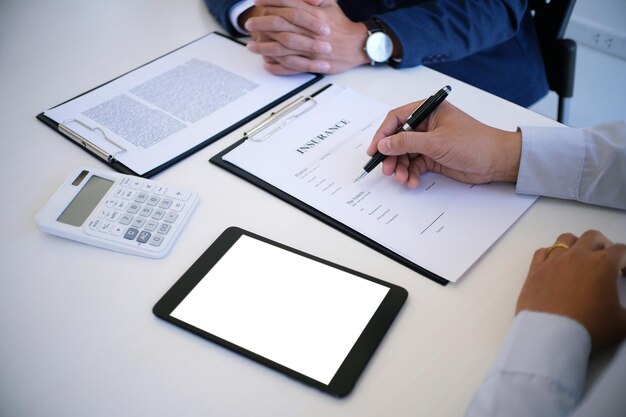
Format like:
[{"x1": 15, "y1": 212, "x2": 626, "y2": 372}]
[{"x1": 222, "y1": 85, "x2": 537, "y2": 282}]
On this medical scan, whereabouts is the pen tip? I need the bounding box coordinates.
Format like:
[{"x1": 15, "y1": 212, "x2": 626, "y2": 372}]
[
  {"x1": 353, "y1": 171, "x2": 367, "y2": 183},
  {"x1": 444, "y1": 85, "x2": 451, "y2": 93}
]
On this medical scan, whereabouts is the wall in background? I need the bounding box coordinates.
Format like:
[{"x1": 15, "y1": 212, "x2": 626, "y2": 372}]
[{"x1": 529, "y1": 0, "x2": 626, "y2": 127}]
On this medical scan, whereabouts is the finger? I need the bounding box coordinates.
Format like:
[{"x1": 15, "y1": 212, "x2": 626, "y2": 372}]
[
  {"x1": 394, "y1": 155, "x2": 410, "y2": 185},
  {"x1": 271, "y1": 54, "x2": 330, "y2": 73},
  {"x1": 255, "y1": 0, "x2": 335, "y2": 9},
  {"x1": 575, "y1": 229, "x2": 614, "y2": 251},
  {"x1": 249, "y1": 32, "x2": 331, "y2": 56},
  {"x1": 368, "y1": 103, "x2": 424, "y2": 156},
  {"x1": 406, "y1": 164, "x2": 420, "y2": 189},
  {"x1": 263, "y1": 61, "x2": 302, "y2": 75},
  {"x1": 605, "y1": 243, "x2": 626, "y2": 277},
  {"x1": 246, "y1": 14, "x2": 316, "y2": 36},
  {"x1": 248, "y1": 5, "x2": 330, "y2": 35},
  {"x1": 536, "y1": 232, "x2": 578, "y2": 262},
  {"x1": 406, "y1": 159, "x2": 422, "y2": 189},
  {"x1": 381, "y1": 155, "x2": 398, "y2": 177},
  {"x1": 378, "y1": 131, "x2": 433, "y2": 156}
]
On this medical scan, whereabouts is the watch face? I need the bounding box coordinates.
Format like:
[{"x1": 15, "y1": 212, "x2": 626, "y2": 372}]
[{"x1": 366, "y1": 32, "x2": 393, "y2": 63}]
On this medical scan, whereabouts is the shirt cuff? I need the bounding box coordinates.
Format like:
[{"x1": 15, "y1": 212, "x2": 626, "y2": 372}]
[
  {"x1": 516, "y1": 126, "x2": 585, "y2": 200},
  {"x1": 229, "y1": 0, "x2": 255, "y2": 36},
  {"x1": 494, "y1": 311, "x2": 591, "y2": 400}
]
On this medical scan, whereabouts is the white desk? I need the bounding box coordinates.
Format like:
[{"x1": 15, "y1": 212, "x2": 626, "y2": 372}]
[{"x1": 1, "y1": 1, "x2": 624, "y2": 416}]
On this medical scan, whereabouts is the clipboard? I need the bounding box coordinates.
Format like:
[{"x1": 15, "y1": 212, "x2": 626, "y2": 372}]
[
  {"x1": 37, "y1": 32, "x2": 323, "y2": 178},
  {"x1": 210, "y1": 84, "x2": 449, "y2": 286},
  {"x1": 153, "y1": 227, "x2": 408, "y2": 397}
]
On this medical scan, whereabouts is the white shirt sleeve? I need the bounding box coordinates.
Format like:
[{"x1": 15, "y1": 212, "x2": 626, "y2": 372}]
[
  {"x1": 569, "y1": 340, "x2": 626, "y2": 417},
  {"x1": 464, "y1": 311, "x2": 591, "y2": 417},
  {"x1": 516, "y1": 120, "x2": 626, "y2": 210},
  {"x1": 228, "y1": 0, "x2": 254, "y2": 36}
]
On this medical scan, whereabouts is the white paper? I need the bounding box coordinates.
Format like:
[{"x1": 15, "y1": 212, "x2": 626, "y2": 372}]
[
  {"x1": 44, "y1": 33, "x2": 316, "y2": 175},
  {"x1": 171, "y1": 235, "x2": 389, "y2": 385},
  {"x1": 223, "y1": 86, "x2": 537, "y2": 282}
]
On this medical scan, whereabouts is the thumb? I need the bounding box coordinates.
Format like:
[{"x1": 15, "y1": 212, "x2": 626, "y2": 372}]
[
  {"x1": 304, "y1": 0, "x2": 335, "y2": 5},
  {"x1": 378, "y1": 131, "x2": 436, "y2": 156}
]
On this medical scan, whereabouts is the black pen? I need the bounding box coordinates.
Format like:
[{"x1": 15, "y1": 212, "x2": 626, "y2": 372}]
[{"x1": 353, "y1": 85, "x2": 451, "y2": 183}]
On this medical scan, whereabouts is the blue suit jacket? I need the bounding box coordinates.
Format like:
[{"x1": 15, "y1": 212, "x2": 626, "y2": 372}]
[{"x1": 204, "y1": 0, "x2": 548, "y2": 107}]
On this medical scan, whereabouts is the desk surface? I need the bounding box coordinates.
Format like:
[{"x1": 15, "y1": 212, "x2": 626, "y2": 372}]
[{"x1": 2, "y1": 1, "x2": 625, "y2": 416}]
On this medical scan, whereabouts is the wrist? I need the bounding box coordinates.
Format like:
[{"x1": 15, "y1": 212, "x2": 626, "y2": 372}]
[
  {"x1": 362, "y1": 19, "x2": 393, "y2": 66},
  {"x1": 492, "y1": 129, "x2": 521, "y2": 182},
  {"x1": 376, "y1": 20, "x2": 402, "y2": 62}
]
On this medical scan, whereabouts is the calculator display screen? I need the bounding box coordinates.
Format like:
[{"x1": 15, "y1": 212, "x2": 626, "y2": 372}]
[{"x1": 57, "y1": 175, "x2": 114, "y2": 227}]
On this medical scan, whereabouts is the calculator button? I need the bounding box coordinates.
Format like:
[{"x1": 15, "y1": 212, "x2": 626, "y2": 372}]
[
  {"x1": 153, "y1": 185, "x2": 167, "y2": 195},
  {"x1": 98, "y1": 221, "x2": 113, "y2": 233},
  {"x1": 98, "y1": 209, "x2": 111, "y2": 219},
  {"x1": 131, "y1": 217, "x2": 146, "y2": 229},
  {"x1": 134, "y1": 192, "x2": 148, "y2": 204},
  {"x1": 157, "y1": 223, "x2": 171, "y2": 235},
  {"x1": 146, "y1": 195, "x2": 160, "y2": 206},
  {"x1": 141, "y1": 182, "x2": 155, "y2": 193},
  {"x1": 119, "y1": 213, "x2": 133, "y2": 225},
  {"x1": 124, "y1": 228, "x2": 139, "y2": 240},
  {"x1": 139, "y1": 206, "x2": 153, "y2": 217},
  {"x1": 137, "y1": 230, "x2": 151, "y2": 243},
  {"x1": 129, "y1": 179, "x2": 143, "y2": 189},
  {"x1": 164, "y1": 212, "x2": 178, "y2": 223},
  {"x1": 171, "y1": 201, "x2": 185, "y2": 212},
  {"x1": 87, "y1": 219, "x2": 101, "y2": 230},
  {"x1": 127, "y1": 203, "x2": 140, "y2": 214},
  {"x1": 114, "y1": 200, "x2": 129, "y2": 211},
  {"x1": 166, "y1": 188, "x2": 191, "y2": 201},
  {"x1": 151, "y1": 209, "x2": 166, "y2": 220},
  {"x1": 121, "y1": 189, "x2": 137, "y2": 200},
  {"x1": 149, "y1": 234, "x2": 165, "y2": 247},
  {"x1": 120, "y1": 177, "x2": 131, "y2": 186},
  {"x1": 107, "y1": 210, "x2": 121, "y2": 222},
  {"x1": 111, "y1": 224, "x2": 125, "y2": 236},
  {"x1": 158, "y1": 199, "x2": 172, "y2": 210},
  {"x1": 104, "y1": 198, "x2": 117, "y2": 208},
  {"x1": 144, "y1": 219, "x2": 159, "y2": 232}
]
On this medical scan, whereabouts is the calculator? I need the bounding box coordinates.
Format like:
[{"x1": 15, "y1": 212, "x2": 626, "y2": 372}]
[{"x1": 36, "y1": 167, "x2": 199, "y2": 258}]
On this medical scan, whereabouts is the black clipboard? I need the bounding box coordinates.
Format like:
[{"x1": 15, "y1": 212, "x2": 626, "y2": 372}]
[
  {"x1": 153, "y1": 227, "x2": 408, "y2": 397},
  {"x1": 37, "y1": 32, "x2": 323, "y2": 178},
  {"x1": 209, "y1": 84, "x2": 449, "y2": 286}
]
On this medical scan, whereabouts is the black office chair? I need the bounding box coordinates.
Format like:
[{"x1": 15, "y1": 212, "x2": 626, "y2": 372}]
[{"x1": 529, "y1": 0, "x2": 577, "y2": 124}]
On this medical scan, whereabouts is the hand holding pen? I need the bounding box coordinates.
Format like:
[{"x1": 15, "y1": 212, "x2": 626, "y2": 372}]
[{"x1": 354, "y1": 85, "x2": 451, "y2": 182}]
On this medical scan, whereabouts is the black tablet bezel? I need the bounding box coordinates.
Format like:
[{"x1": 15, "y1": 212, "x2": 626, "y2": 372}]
[{"x1": 153, "y1": 226, "x2": 407, "y2": 397}]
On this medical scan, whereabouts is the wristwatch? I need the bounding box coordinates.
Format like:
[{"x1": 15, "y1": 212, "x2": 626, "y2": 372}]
[{"x1": 363, "y1": 19, "x2": 393, "y2": 65}]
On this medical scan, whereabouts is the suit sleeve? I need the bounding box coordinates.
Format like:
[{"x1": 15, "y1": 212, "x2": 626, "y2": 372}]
[
  {"x1": 203, "y1": 0, "x2": 242, "y2": 36},
  {"x1": 375, "y1": 0, "x2": 528, "y2": 68}
]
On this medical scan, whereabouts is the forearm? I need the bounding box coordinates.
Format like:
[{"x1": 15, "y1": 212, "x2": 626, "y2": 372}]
[
  {"x1": 203, "y1": 0, "x2": 249, "y2": 36},
  {"x1": 373, "y1": 0, "x2": 527, "y2": 68},
  {"x1": 517, "y1": 121, "x2": 626, "y2": 210},
  {"x1": 465, "y1": 311, "x2": 591, "y2": 417}
]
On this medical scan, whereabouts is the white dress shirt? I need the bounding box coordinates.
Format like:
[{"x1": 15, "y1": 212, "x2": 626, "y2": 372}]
[
  {"x1": 228, "y1": 0, "x2": 254, "y2": 35},
  {"x1": 465, "y1": 311, "x2": 626, "y2": 417},
  {"x1": 517, "y1": 120, "x2": 626, "y2": 210}
]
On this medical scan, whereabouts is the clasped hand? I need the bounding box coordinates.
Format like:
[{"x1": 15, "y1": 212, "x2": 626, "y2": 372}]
[{"x1": 242, "y1": 0, "x2": 369, "y2": 74}]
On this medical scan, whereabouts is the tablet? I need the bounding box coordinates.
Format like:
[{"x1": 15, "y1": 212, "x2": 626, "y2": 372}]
[{"x1": 153, "y1": 227, "x2": 407, "y2": 397}]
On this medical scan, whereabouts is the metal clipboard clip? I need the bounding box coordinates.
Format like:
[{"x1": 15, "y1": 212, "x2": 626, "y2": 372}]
[
  {"x1": 59, "y1": 119, "x2": 127, "y2": 162},
  {"x1": 244, "y1": 95, "x2": 318, "y2": 143}
]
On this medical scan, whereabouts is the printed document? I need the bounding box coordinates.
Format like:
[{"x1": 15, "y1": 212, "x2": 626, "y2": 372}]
[
  {"x1": 222, "y1": 85, "x2": 537, "y2": 282},
  {"x1": 44, "y1": 33, "x2": 317, "y2": 175}
]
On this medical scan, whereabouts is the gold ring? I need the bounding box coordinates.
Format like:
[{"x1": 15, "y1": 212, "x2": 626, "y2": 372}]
[{"x1": 546, "y1": 243, "x2": 569, "y2": 255}]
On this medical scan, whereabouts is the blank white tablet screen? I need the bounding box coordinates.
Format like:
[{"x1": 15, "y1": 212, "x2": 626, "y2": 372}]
[{"x1": 171, "y1": 235, "x2": 389, "y2": 384}]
